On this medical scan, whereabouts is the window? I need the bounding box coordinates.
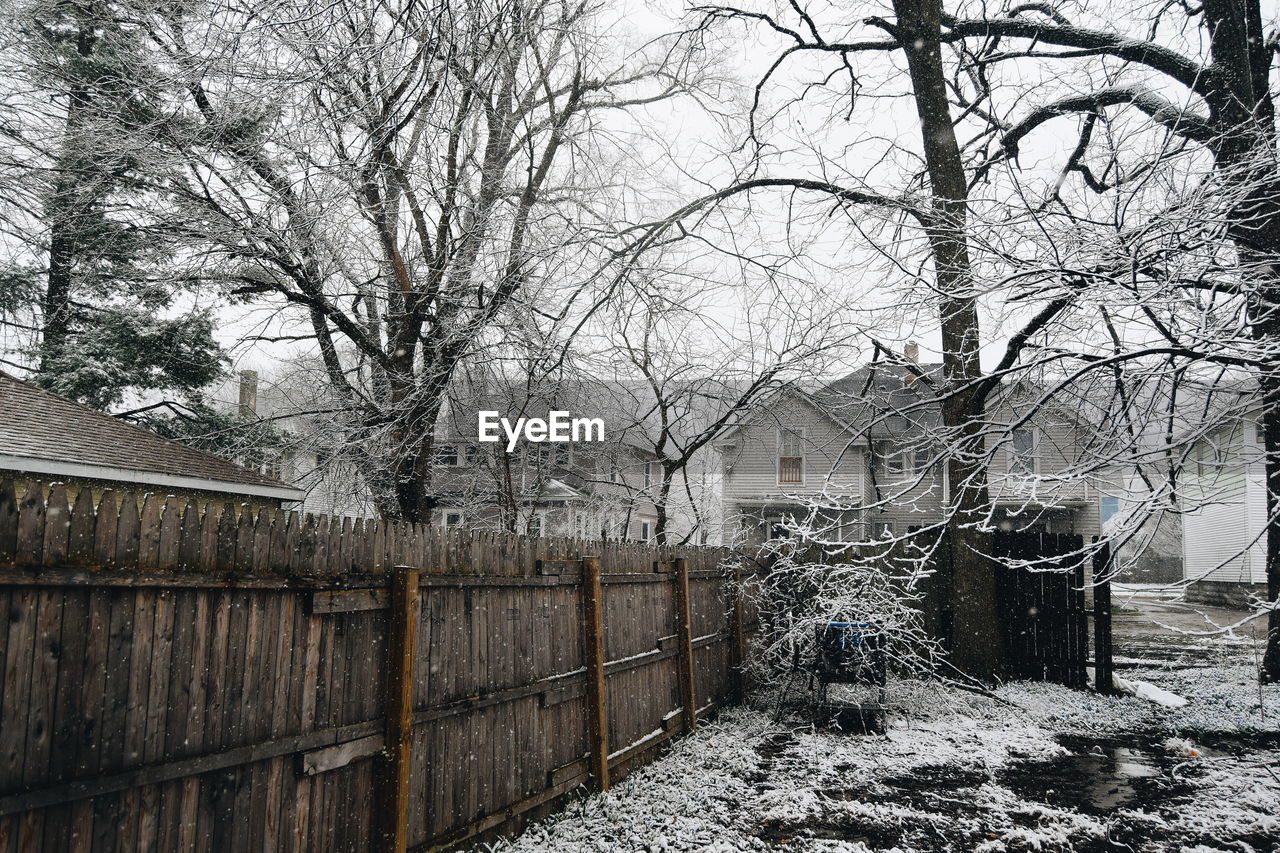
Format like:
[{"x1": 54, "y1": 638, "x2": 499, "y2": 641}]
[
  {"x1": 872, "y1": 520, "x2": 894, "y2": 539},
  {"x1": 1009, "y1": 429, "x2": 1037, "y2": 476},
  {"x1": 463, "y1": 444, "x2": 480, "y2": 465},
  {"x1": 609, "y1": 458, "x2": 621, "y2": 483},
  {"x1": 262, "y1": 453, "x2": 284, "y2": 480},
  {"x1": 638, "y1": 520, "x2": 652, "y2": 542},
  {"x1": 872, "y1": 440, "x2": 929, "y2": 479},
  {"x1": 434, "y1": 444, "x2": 459, "y2": 466},
  {"x1": 444, "y1": 512, "x2": 464, "y2": 528},
  {"x1": 528, "y1": 513, "x2": 544, "y2": 538},
  {"x1": 778, "y1": 429, "x2": 804, "y2": 484},
  {"x1": 643, "y1": 462, "x2": 654, "y2": 489},
  {"x1": 1100, "y1": 496, "x2": 1119, "y2": 524}
]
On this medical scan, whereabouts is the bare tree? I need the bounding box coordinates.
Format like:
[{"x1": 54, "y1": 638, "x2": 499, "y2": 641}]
[
  {"x1": 609, "y1": 0, "x2": 1098, "y2": 679},
  {"x1": 150, "y1": 0, "x2": 696, "y2": 522},
  {"x1": 915, "y1": 0, "x2": 1280, "y2": 680},
  {"x1": 586, "y1": 268, "x2": 861, "y2": 545}
]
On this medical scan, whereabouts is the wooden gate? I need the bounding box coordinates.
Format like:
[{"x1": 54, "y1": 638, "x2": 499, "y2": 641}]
[{"x1": 992, "y1": 531, "x2": 1089, "y2": 687}]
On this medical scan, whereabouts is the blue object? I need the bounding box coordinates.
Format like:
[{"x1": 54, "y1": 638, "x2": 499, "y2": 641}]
[{"x1": 815, "y1": 621, "x2": 886, "y2": 685}]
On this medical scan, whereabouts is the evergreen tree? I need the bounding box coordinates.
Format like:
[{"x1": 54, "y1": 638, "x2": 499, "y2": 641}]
[{"x1": 0, "y1": 0, "x2": 226, "y2": 410}]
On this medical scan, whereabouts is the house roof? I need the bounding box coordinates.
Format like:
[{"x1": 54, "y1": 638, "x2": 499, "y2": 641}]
[
  {"x1": 0, "y1": 371, "x2": 304, "y2": 501},
  {"x1": 712, "y1": 384, "x2": 870, "y2": 445},
  {"x1": 812, "y1": 361, "x2": 946, "y2": 435}
]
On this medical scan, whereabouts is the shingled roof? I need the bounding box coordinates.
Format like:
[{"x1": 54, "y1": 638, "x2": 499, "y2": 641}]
[{"x1": 0, "y1": 372, "x2": 304, "y2": 501}]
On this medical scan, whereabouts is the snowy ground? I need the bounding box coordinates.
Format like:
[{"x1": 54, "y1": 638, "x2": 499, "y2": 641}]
[{"x1": 483, "y1": 600, "x2": 1280, "y2": 853}]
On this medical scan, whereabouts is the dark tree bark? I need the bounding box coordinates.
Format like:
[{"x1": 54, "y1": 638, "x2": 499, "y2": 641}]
[
  {"x1": 1200, "y1": 0, "x2": 1280, "y2": 682},
  {"x1": 37, "y1": 16, "x2": 96, "y2": 375},
  {"x1": 892, "y1": 0, "x2": 1004, "y2": 680}
]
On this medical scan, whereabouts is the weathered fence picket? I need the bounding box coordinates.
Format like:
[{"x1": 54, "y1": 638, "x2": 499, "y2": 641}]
[
  {"x1": 0, "y1": 480, "x2": 754, "y2": 852},
  {"x1": 992, "y1": 530, "x2": 1090, "y2": 687}
]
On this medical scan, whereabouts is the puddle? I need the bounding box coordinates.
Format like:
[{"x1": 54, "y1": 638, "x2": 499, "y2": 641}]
[{"x1": 1000, "y1": 734, "x2": 1200, "y2": 813}]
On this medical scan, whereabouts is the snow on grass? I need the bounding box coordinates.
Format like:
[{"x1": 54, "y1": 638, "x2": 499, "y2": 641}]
[{"x1": 482, "y1": 652, "x2": 1279, "y2": 852}]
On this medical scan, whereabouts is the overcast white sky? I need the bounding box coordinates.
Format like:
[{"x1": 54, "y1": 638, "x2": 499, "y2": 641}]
[{"x1": 7, "y1": 0, "x2": 1265, "y2": 395}]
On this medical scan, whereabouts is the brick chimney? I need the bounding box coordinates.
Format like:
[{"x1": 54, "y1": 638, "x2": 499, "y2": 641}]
[
  {"x1": 903, "y1": 342, "x2": 920, "y2": 386},
  {"x1": 238, "y1": 370, "x2": 259, "y2": 417}
]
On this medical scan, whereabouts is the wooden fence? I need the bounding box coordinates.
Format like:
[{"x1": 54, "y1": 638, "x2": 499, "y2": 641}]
[
  {"x1": 0, "y1": 481, "x2": 753, "y2": 852},
  {"x1": 992, "y1": 530, "x2": 1089, "y2": 687}
]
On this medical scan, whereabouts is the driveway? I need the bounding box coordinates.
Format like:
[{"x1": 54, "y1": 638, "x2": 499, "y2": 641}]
[{"x1": 1110, "y1": 584, "x2": 1270, "y2": 668}]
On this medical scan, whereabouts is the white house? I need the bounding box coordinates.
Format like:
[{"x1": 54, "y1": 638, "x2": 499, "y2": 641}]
[{"x1": 1180, "y1": 411, "x2": 1269, "y2": 605}]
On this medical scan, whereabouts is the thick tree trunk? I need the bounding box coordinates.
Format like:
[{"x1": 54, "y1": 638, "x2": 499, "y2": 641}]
[
  {"x1": 1201, "y1": 0, "x2": 1280, "y2": 680},
  {"x1": 653, "y1": 467, "x2": 675, "y2": 545},
  {"x1": 893, "y1": 0, "x2": 1004, "y2": 680},
  {"x1": 1260, "y1": 375, "x2": 1280, "y2": 681},
  {"x1": 39, "y1": 229, "x2": 74, "y2": 373},
  {"x1": 38, "y1": 19, "x2": 96, "y2": 377},
  {"x1": 385, "y1": 374, "x2": 440, "y2": 524}
]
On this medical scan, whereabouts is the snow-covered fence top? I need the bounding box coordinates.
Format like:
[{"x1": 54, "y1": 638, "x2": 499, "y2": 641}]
[{"x1": 0, "y1": 477, "x2": 754, "y2": 851}]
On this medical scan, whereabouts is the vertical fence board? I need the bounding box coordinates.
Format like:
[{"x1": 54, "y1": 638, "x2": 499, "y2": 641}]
[
  {"x1": 15, "y1": 484, "x2": 44, "y2": 568},
  {"x1": 0, "y1": 480, "x2": 17, "y2": 567},
  {"x1": 40, "y1": 486, "x2": 69, "y2": 568},
  {"x1": 579, "y1": 555, "x2": 609, "y2": 793},
  {"x1": 65, "y1": 484, "x2": 93, "y2": 563},
  {"x1": 114, "y1": 493, "x2": 141, "y2": 570},
  {"x1": 673, "y1": 558, "x2": 698, "y2": 733}
]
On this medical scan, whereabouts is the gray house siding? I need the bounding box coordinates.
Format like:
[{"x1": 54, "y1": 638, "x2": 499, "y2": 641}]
[{"x1": 718, "y1": 384, "x2": 1107, "y2": 544}]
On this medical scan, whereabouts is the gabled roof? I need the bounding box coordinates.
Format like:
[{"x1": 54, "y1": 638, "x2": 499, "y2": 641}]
[
  {"x1": 712, "y1": 384, "x2": 869, "y2": 444},
  {"x1": 0, "y1": 371, "x2": 304, "y2": 501},
  {"x1": 812, "y1": 362, "x2": 945, "y2": 434}
]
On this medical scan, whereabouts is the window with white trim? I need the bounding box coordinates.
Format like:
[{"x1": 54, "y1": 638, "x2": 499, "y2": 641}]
[
  {"x1": 872, "y1": 440, "x2": 931, "y2": 479},
  {"x1": 777, "y1": 428, "x2": 804, "y2": 484},
  {"x1": 872, "y1": 440, "x2": 908, "y2": 478},
  {"x1": 1008, "y1": 428, "x2": 1038, "y2": 476}
]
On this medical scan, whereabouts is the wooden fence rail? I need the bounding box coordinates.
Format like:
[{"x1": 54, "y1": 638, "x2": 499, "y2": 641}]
[{"x1": 0, "y1": 480, "x2": 755, "y2": 852}]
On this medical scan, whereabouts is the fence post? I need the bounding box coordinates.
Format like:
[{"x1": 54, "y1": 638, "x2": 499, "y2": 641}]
[
  {"x1": 673, "y1": 557, "x2": 698, "y2": 731},
  {"x1": 381, "y1": 564, "x2": 420, "y2": 853},
  {"x1": 580, "y1": 555, "x2": 609, "y2": 792},
  {"x1": 729, "y1": 561, "x2": 747, "y2": 704},
  {"x1": 1092, "y1": 540, "x2": 1115, "y2": 694}
]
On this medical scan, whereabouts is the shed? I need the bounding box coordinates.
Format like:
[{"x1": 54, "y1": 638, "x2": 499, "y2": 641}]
[{"x1": 0, "y1": 371, "x2": 304, "y2": 505}]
